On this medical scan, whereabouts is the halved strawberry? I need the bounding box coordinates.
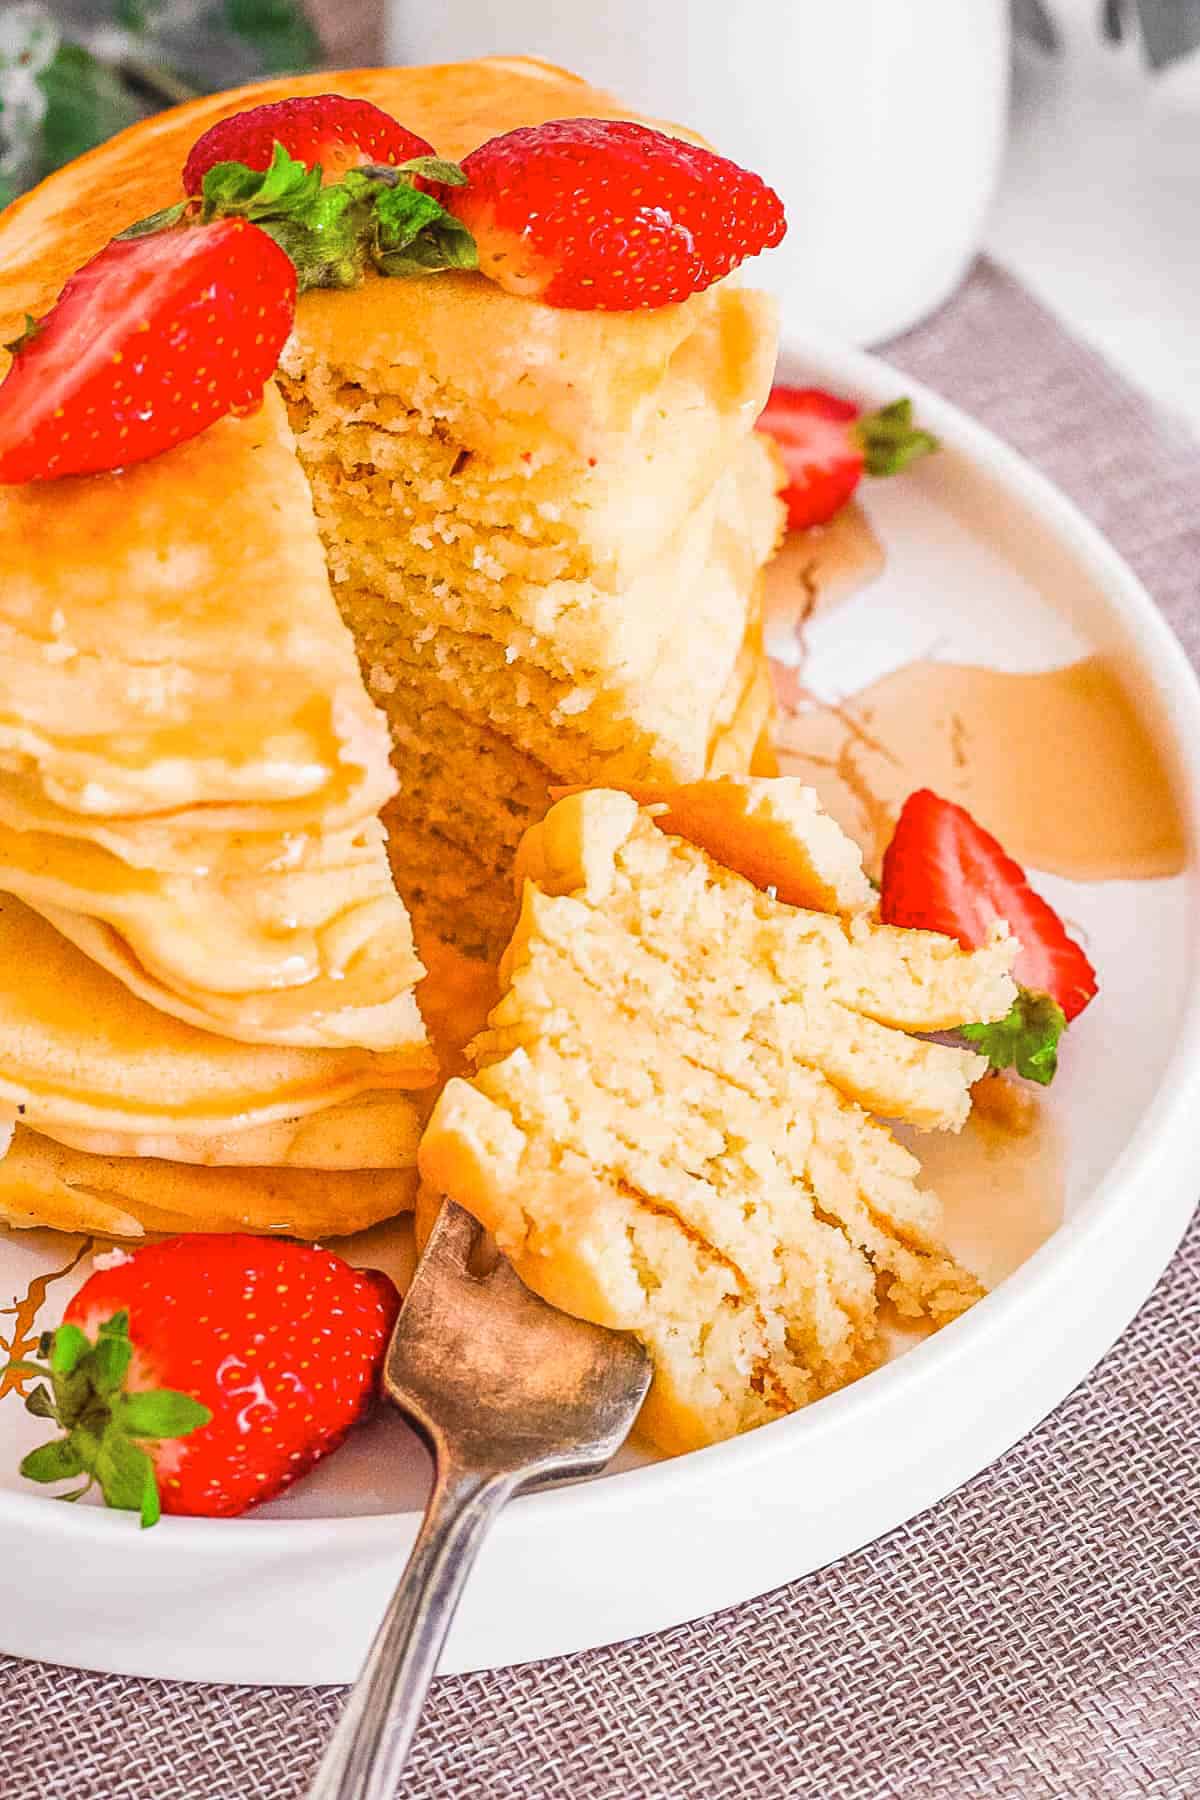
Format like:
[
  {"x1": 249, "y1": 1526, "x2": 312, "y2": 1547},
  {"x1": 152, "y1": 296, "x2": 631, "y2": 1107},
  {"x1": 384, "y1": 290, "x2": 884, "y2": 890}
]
[
  {"x1": 183, "y1": 94, "x2": 436, "y2": 192},
  {"x1": 757, "y1": 386, "x2": 938, "y2": 531},
  {"x1": 8, "y1": 1235, "x2": 399, "y2": 1523},
  {"x1": 880, "y1": 789, "x2": 1098, "y2": 1022},
  {"x1": 0, "y1": 218, "x2": 295, "y2": 483},
  {"x1": 449, "y1": 118, "x2": 786, "y2": 310}
]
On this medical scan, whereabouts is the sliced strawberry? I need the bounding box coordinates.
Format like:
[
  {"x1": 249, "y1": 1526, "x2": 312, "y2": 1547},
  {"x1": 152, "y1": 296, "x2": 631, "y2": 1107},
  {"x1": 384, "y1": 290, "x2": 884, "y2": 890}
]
[
  {"x1": 449, "y1": 118, "x2": 786, "y2": 310},
  {"x1": 8, "y1": 1235, "x2": 398, "y2": 1523},
  {"x1": 880, "y1": 789, "x2": 1098, "y2": 1022},
  {"x1": 758, "y1": 387, "x2": 862, "y2": 531},
  {"x1": 183, "y1": 95, "x2": 436, "y2": 192},
  {"x1": 0, "y1": 218, "x2": 295, "y2": 483},
  {"x1": 757, "y1": 386, "x2": 938, "y2": 531}
]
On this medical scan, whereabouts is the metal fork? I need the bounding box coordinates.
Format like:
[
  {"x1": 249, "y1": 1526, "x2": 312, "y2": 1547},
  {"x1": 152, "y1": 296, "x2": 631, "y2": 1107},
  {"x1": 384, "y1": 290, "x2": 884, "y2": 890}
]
[{"x1": 306, "y1": 1199, "x2": 652, "y2": 1800}]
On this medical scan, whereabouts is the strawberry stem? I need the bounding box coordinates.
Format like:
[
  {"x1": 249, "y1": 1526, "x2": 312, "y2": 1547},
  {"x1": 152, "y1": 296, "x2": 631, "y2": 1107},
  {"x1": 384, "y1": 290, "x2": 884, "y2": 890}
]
[
  {"x1": 854, "y1": 398, "x2": 939, "y2": 479},
  {"x1": 116, "y1": 202, "x2": 189, "y2": 242},
  {"x1": 3, "y1": 314, "x2": 43, "y2": 357},
  {"x1": 5, "y1": 1312, "x2": 211, "y2": 1530},
  {"x1": 198, "y1": 144, "x2": 476, "y2": 293},
  {"x1": 961, "y1": 987, "x2": 1066, "y2": 1085},
  {"x1": 109, "y1": 145, "x2": 478, "y2": 297}
]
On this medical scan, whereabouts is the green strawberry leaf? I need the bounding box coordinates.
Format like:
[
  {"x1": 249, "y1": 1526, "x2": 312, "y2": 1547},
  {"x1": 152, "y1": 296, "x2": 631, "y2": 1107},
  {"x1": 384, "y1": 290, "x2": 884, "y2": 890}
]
[
  {"x1": 49, "y1": 1324, "x2": 90, "y2": 1377},
  {"x1": 92, "y1": 1333, "x2": 134, "y2": 1396},
  {"x1": 375, "y1": 212, "x2": 478, "y2": 278},
  {"x1": 962, "y1": 988, "x2": 1066, "y2": 1086},
  {"x1": 373, "y1": 181, "x2": 447, "y2": 247},
  {"x1": 395, "y1": 156, "x2": 469, "y2": 187},
  {"x1": 262, "y1": 193, "x2": 373, "y2": 291},
  {"x1": 202, "y1": 148, "x2": 373, "y2": 290},
  {"x1": 20, "y1": 1438, "x2": 85, "y2": 1485},
  {"x1": 3, "y1": 315, "x2": 43, "y2": 358},
  {"x1": 95, "y1": 1429, "x2": 159, "y2": 1526},
  {"x1": 14, "y1": 1311, "x2": 210, "y2": 1529},
  {"x1": 116, "y1": 202, "x2": 189, "y2": 241},
  {"x1": 201, "y1": 143, "x2": 323, "y2": 220},
  {"x1": 23, "y1": 1383, "x2": 57, "y2": 1421},
  {"x1": 855, "y1": 398, "x2": 940, "y2": 479},
  {"x1": 196, "y1": 145, "x2": 478, "y2": 289},
  {"x1": 141, "y1": 1462, "x2": 161, "y2": 1530},
  {"x1": 119, "y1": 1390, "x2": 212, "y2": 1439}
]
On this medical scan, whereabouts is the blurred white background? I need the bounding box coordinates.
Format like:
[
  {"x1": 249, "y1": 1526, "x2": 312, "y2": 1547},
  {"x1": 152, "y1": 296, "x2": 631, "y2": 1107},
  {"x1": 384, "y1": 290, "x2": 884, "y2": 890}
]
[
  {"x1": 382, "y1": 0, "x2": 1200, "y2": 426},
  {"x1": 992, "y1": 0, "x2": 1200, "y2": 429},
  {"x1": 387, "y1": 0, "x2": 1012, "y2": 347}
]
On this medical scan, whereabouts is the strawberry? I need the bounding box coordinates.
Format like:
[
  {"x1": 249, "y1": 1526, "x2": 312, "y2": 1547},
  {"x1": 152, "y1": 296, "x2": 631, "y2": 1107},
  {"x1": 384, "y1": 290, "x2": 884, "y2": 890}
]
[
  {"x1": 756, "y1": 386, "x2": 938, "y2": 531},
  {"x1": 183, "y1": 95, "x2": 436, "y2": 193},
  {"x1": 880, "y1": 790, "x2": 1097, "y2": 1084},
  {"x1": 8, "y1": 1235, "x2": 398, "y2": 1523},
  {"x1": 448, "y1": 118, "x2": 786, "y2": 310},
  {"x1": 0, "y1": 218, "x2": 295, "y2": 484}
]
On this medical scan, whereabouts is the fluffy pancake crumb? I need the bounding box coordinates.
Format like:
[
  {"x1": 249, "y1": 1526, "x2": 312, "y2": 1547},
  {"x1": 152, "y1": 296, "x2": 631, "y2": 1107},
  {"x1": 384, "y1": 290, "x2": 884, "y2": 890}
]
[{"x1": 420, "y1": 784, "x2": 1016, "y2": 1452}]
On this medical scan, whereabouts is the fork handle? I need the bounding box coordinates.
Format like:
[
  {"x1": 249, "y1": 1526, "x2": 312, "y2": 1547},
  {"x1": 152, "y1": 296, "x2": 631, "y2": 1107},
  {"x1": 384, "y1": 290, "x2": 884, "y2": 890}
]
[{"x1": 306, "y1": 1461, "x2": 518, "y2": 1800}]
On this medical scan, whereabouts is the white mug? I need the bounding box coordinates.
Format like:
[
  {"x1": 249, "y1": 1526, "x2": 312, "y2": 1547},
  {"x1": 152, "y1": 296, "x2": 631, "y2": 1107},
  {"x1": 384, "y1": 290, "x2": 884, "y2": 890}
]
[{"x1": 385, "y1": 0, "x2": 1010, "y2": 344}]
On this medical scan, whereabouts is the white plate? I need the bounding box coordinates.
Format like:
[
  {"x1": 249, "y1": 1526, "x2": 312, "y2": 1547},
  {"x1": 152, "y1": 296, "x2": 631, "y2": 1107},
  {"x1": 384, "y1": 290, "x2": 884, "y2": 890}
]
[{"x1": 3, "y1": 325, "x2": 1199, "y2": 1686}]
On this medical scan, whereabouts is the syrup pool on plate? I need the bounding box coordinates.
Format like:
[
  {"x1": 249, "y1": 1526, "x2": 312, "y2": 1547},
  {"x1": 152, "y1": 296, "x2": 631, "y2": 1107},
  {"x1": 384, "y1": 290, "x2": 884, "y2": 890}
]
[
  {"x1": 774, "y1": 654, "x2": 1186, "y2": 882},
  {"x1": 764, "y1": 513, "x2": 1187, "y2": 1334}
]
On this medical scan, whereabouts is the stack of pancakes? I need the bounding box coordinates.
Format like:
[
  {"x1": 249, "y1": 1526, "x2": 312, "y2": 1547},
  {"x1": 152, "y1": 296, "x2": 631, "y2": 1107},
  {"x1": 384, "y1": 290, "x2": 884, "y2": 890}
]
[
  {"x1": 0, "y1": 59, "x2": 782, "y2": 1241},
  {"x1": 0, "y1": 395, "x2": 434, "y2": 1238}
]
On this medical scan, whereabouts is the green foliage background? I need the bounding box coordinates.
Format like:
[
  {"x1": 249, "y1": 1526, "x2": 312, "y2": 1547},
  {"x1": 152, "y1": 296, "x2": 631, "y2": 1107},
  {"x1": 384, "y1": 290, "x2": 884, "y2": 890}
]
[{"x1": 0, "y1": 2, "x2": 322, "y2": 209}]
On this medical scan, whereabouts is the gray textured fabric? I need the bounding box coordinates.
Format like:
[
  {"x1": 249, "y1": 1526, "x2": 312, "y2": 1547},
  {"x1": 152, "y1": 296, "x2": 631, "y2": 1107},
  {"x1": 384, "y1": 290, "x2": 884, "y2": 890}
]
[{"x1": 1, "y1": 259, "x2": 1198, "y2": 1798}]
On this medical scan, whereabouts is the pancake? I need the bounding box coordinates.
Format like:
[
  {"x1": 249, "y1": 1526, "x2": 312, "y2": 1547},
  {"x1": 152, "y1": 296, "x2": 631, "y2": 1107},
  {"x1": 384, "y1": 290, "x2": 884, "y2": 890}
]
[
  {"x1": 0, "y1": 804, "x2": 428, "y2": 1042},
  {"x1": 0, "y1": 896, "x2": 429, "y2": 1140},
  {"x1": 37, "y1": 906, "x2": 426, "y2": 1054},
  {"x1": 0, "y1": 388, "x2": 392, "y2": 830},
  {"x1": 36, "y1": 1090, "x2": 424, "y2": 1170},
  {"x1": 0, "y1": 1125, "x2": 418, "y2": 1239}
]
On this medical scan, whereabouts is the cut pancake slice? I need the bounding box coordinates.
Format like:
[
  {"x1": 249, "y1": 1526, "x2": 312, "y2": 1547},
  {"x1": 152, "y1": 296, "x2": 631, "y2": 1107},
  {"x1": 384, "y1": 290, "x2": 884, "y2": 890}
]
[
  {"x1": 283, "y1": 274, "x2": 780, "y2": 612},
  {"x1": 0, "y1": 1126, "x2": 418, "y2": 1240},
  {"x1": 281, "y1": 272, "x2": 783, "y2": 959},
  {"x1": 0, "y1": 896, "x2": 430, "y2": 1141},
  {"x1": 420, "y1": 783, "x2": 1016, "y2": 1453},
  {"x1": 546, "y1": 775, "x2": 876, "y2": 917}
]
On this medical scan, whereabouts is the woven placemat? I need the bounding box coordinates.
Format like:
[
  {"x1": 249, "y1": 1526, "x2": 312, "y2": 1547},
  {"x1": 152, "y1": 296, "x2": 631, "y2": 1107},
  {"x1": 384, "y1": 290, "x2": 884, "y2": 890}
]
[{"x1": 2, "y1": 260, "x2": 1198, "y2": 1800}]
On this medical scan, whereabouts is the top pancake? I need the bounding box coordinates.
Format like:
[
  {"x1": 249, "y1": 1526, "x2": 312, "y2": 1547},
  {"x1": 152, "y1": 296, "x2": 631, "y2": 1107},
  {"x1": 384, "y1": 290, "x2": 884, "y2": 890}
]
[{"x1": 0, "y1": 59, "x2": 670, "y2": 350}]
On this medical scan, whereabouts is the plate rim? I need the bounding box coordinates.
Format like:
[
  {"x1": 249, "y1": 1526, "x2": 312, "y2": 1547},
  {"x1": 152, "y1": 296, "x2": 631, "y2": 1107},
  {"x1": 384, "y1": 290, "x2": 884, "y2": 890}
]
[{"x1": 3, "y1": 319, "x2": 1199, "y2": 1604}]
